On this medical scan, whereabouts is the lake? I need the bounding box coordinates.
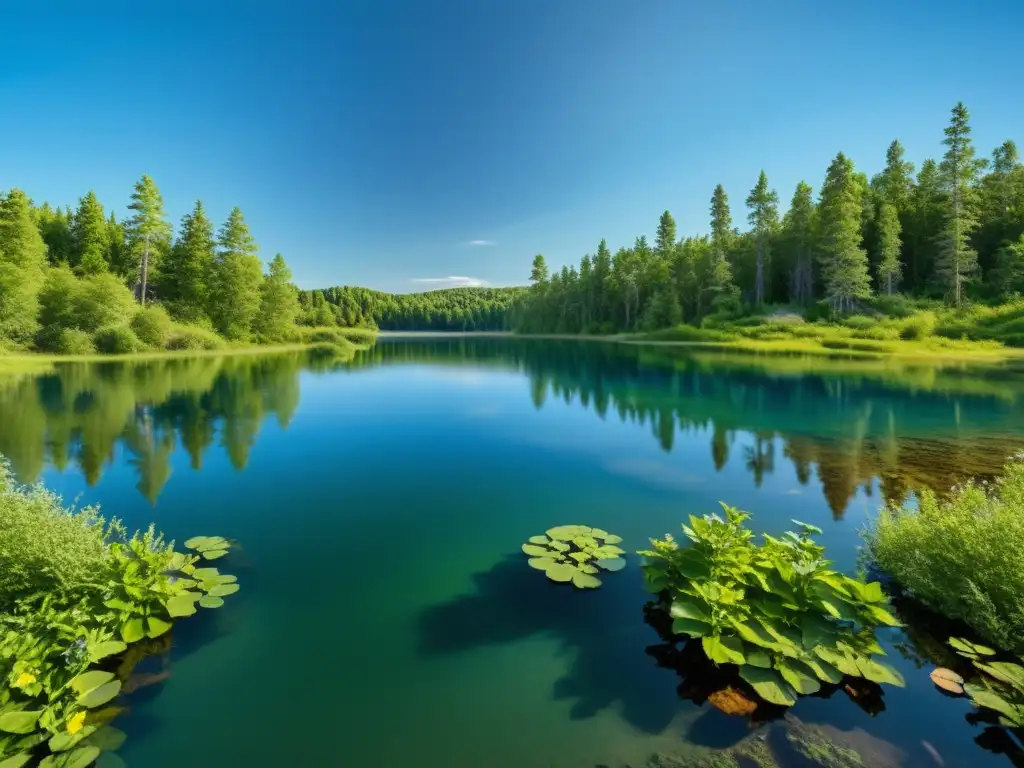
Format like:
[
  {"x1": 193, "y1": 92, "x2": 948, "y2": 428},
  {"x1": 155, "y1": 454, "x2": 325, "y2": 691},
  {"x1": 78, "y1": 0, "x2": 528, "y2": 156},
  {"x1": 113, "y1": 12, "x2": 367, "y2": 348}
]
[{"x1": 3, "y1": 338, "x2": 1024, "y2": 767}]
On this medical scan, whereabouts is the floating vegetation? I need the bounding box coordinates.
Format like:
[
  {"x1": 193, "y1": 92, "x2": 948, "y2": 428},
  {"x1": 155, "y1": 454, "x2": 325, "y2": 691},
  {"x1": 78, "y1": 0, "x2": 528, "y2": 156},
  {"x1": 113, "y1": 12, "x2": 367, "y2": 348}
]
[
  {"x1": 948, "y1": 637, "x2": 1024, "y2": 727},
  {"x1": 521, "y1": 525, "x2": 626, "y2": 589},
  {"x1": 0, "y1": 465, "x2": 241, "y2": 767},
  {"x1": 639, "y1": 505, "x2": 904, "y2": 708}
]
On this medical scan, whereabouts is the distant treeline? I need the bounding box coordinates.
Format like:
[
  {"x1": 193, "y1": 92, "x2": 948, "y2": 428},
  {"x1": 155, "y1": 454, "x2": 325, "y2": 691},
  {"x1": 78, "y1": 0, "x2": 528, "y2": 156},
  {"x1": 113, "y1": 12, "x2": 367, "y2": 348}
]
[
  {"x1": 509, "y1": 102, "x2": 1024, "y2": 334},
  {"x1": 297, "y1": 285, "x2": 524, "y2": 331}
]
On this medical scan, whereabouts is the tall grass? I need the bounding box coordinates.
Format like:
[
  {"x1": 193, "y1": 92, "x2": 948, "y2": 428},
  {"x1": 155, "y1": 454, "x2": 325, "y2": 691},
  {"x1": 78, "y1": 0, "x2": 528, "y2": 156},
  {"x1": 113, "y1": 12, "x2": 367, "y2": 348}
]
[{"x1": 866, "y1": 455, "x2": 1024, "y2": 653}]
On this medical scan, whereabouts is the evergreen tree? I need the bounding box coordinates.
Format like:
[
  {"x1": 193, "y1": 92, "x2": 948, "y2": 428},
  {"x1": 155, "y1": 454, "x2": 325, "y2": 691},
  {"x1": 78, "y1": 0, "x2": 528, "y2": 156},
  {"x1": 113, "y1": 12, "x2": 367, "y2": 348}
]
[
  {"x1": 707, "y1": 184, "x2": 735, "y2": 305},
  {"x1": 210, "y1": 207, "x2": 263, "y2": 340},
  {"x1": 655, "y1": 210, "x2": 677, "y2": 255},
  {"x1": 0, "y1": 190, "x2": 48, "y2": 343},
  {"x1": 106, "y1": 212, "x2": 129, "y2": 279},
  {"x1": 125, "y1": 174, "x2": 172, "y2": 303},
  {"x1": 875, "y1": 202, "x2": 902, "y2": 295},
  {"x1": 875, "y1": 140, "x2": 915, "y2": 212},
  {"x1": 907, "y1": 159, "x2": 944, "y2": 293},
  {"x1": 745, "y1": 171, "x2": 779, "y2": 305},
  {"x1": 36, "y1": 204, "x2": 75, "y2": 266},
  {"x1": 254, "y1": 254, "x2": 300, "y2": 341},
  {"x1": 71, "y1": 191, "x2": 109, "y2": 275},
  {"x1": 937, "y1": 102, "x2": 987, "y2": 307},
  {"x1": 783, "y1": 182, "x2": 816, "y2": 304},
  {"x1": 162, "y1": 201, "x2": 215, "y2": 321},
  {"x1": 529, "y1": 254, "x2": 549, "y2": 284},
  {"x1": 818, "y1": 153, "x2": 872, "y2": 310}
]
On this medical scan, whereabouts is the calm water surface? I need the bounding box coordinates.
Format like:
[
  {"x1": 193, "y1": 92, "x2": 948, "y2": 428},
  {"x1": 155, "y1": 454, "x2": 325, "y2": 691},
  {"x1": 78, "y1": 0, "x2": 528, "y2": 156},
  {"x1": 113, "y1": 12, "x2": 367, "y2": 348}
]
[{"x1": 3, "y1": 338, "x2": 1024, "y2": 767}]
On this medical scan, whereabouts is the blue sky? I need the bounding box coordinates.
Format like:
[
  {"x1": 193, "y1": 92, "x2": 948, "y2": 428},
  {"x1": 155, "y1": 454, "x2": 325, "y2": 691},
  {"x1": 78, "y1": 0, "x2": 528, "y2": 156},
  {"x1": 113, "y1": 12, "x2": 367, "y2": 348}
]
[{"x1": 2, "y1": 0, "x2": 1022, "y2": 293}]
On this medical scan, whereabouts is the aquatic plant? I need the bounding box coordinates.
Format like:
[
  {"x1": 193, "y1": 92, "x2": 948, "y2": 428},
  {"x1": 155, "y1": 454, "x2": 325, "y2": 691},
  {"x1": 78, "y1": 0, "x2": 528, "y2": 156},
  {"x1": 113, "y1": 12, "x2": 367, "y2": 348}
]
[
  {"x1": 639, "y1": 504, "x2": 904, "y2": 706},
  {"x1": 866, "y1": 455, "x2": 1024, "y2": 654},
  {"x1": 0, "y1": 461, "x2": 240, "y2": 766},
  {"x1": 948, "y1": 637, "x2": 1024, "y2": 728},
  {"x1": 521, "y1": 525, "x2": 626, "y2": 589}
]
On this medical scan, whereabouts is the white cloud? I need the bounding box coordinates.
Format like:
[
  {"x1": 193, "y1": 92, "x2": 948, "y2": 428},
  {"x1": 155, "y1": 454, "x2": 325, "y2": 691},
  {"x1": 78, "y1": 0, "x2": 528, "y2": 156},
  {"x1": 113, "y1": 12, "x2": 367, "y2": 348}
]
[
  {"x1": 411, "y1": 276, "x2": 489, "y2": 288},
  {"x1": 465, "y1": 239, "x2": 496, "y2": 246}
]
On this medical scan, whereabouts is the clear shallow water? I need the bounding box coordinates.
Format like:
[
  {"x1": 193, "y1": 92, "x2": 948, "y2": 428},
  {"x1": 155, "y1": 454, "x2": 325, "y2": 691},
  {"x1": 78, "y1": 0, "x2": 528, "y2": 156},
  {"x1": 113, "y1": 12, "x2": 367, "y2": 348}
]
[{"x1": 3, "y1": 339, "x2": 1024, "y2": 767}]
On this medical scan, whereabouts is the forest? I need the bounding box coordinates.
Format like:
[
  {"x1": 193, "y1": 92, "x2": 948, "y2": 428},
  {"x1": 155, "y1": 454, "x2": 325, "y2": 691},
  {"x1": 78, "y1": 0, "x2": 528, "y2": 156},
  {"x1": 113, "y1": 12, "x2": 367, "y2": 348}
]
[
  {"x1": 297, "y1": 285, "x2": 523, "y2": 331},
  {"x1": 510, "y1": 102, "x2": 1024, "y2": 339},
  {"x1": 0, "y1": 176, "x2": 304, "y2": 355}
]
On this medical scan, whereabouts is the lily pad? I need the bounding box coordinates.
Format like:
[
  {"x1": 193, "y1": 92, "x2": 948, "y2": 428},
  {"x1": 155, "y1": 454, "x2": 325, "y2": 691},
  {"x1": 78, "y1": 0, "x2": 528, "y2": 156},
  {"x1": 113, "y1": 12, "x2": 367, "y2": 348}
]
[
  {"x1": 206, "y1": 583, "x2": 239, "y2": 597},
  {"x1": 199, "y1": 595, "x2": 225, "y2": 609},
  {"x1": 522, "y1": 544, "x2": 549, "y2": 557},
  {"x1": 545, "y1": 563, "x2": 576, "y2": 583},
  {"x1": 184, "y1": 536, "x2": 229, "y2": 552},
  {"x1": 201, "y1": 549, "x2": 228, "y2": 560},
  {"x1": 549, "y1": 540, "x2": 570, "y2": 552},
  {"x1": 572, "y1": 572, "x2": 602, "y2": 589},
  {"x1": 528, "y1": 536, "x2": 549, "y2": 545},
  {"x1": 546, "y1": 525, "x2": 592, "y2": 540},
  {"x1": 528, "y1": 557, "x2": 556, "y2": 570},
  {"x1": 589, "y1": 528, "x2": 609, "y2": 539},
  {"x1": 578, "y1": 563, "x2": 599, "y2": 575},
  {"x1": 930, "y1": 667, "x2": 965, "y2": 695},
  {"x1": 602, "y1": 534, "x2": 623, "y2": 545},
  {"x1": 595, "y1": 557, "x2": 626, "y2": 572},
  {"x1": 950, "y1": 637, "x2": 996, "y2": 658}
]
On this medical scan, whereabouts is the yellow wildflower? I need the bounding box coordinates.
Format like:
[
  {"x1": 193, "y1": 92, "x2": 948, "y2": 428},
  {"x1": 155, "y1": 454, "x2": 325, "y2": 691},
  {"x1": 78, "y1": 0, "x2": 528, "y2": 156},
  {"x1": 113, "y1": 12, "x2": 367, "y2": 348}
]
[
  {"x1": 13, "y1": 672, "x2": 36, "y2": 688},
  {"x1": 67, "y1": 711, "x2": 87, "y2": 735}
]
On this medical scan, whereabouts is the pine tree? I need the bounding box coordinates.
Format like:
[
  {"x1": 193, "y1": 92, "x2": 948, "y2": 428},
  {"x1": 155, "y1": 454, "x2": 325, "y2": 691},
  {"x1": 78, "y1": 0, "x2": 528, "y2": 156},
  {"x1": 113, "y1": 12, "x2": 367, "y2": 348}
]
[
  {"x1": 875, "y1": 140, "x2": 915, "y2": 212},
  {"x1": 907, "y1": 159, "x2": 944, "y2": 293},
  {"x1": 71, "y1": 191, "x2": 109, "y2": 275},
  {"x1": 655, "y1": 210, "x2": 677, "y2": 255},
  {"x1": 745, "y1": 171, "x2": 779, "y2": 305},
  {"x1": 126, "y1": 174, "x2": 172, "y2": 303},
  {"x1": 529, "y1": 254, "x2": 548, "y2": 284},
  {"x1": 254, "y1": 254, "x2": 300, "y2": 341},
  {"x1": 875, "y1": 202, "x2": 902, "y2": 295},
  {"x1": 937, "y1": 102, "x2": 987, "y2": 307},
  {"x1": 210, "y1": 207, "x2": 264, "y2": 340},
  {"x1": 35, "y1": 203, "x2": 75, "y2": 266},
  {"x1": 707, "y1": 184, "x2": 735, "y2": 304},
  {"x1": 0, "y1": 189, "x2": 48, "y2": 343},
  {"x1": 161, "y1": 201, "x2": 215, "y2": 321},
  {"x1": 784, "y1": 182, "x2": 816, "y2": 304},
  {"x1": 106, "y1": 212, "x2": 129, "y2": 279},
  {"x1": 818, "y1": 153, "x2": 872, "y2": 311}
]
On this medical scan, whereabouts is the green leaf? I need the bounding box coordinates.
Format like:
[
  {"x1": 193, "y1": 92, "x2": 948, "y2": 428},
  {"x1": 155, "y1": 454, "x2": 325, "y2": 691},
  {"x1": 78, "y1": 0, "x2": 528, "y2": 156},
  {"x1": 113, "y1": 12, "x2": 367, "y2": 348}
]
[
  {"x1": 800, "y1": 615, "x2": 835, "y2": 650},
  {"x1": 546, "y1": 525, "x2": 591, "y2": 540},
  {"x1": 571, "y1": 572, "x2": 602, "y2": 589},
  {"x1": 776, "y1": 659, "x2": 821, "y2": 695},
  {"x1": 569, "y1": 551, "x2": 591, "y2": 563},
  {"x1": 739, "y1": 666, "x2": 797, "y2": 706},
  {"x1": 702, "y1": 635, "x2": 746, "y2": 665},
  {"x1": 595, "y1": 557, "x2": 626, "y2": 572},
  {"x1": 867, "y1": 605, "x2": 901, "y2": 626},
  {"x1": 146, "y1": 616, "x2": 173, "y2": 638},
  {"x1": 733, "y1": 620, "x2": 781, "y2": 650},
  {"x1": 199, "y1": 595, "x2": 225, "y2": 608},
  {"x1": 95, "y1": 755, "x2": 128, "y2": 768},
  {"x1": 549, "y1": 541, "x2": 570, "y2": 552},
  {"x1": 603, "y1": 534, "x2": 623, "y2": 545},
  {"x1": 671, "y1": 618, "x2": 712, "y2": 638},
  {"x1": 83, "y1": 726, "x2": 126, "y2": 752},
  {"x1": 813, "y1": 646, "x2": 861, "y2": 676},
  {"x1": 120, "y1": 617, "x2": 145, "y2": 643},
  {"x1": 39, "y1": 746, "x2": 101, "y2": 768},
  {"x1": 522, "y1": 544, "x2": 549, "y2": 557},
  {"x1": 78, "y1": 681, "x2": 121, "y2": 709},
  {"x1": 800, "y1": 655, "x2": 844, "y2": 684},
  {"x1": 744, "y1": 648, "x2": 772, "y2": 668},
  {"x1": 0, "y1": 711, "x2": 41, "y2": 735},
  {"x1": 206, "y1": 583, "x2": 240, "y2": 597},
  {"x1": 527, "y1": 557, "x2": 556, "y2": 570},
  {"x1": 165, "y1": 594, "x2": 199, "y2": 617},
  {"x1": 643, "y1": 574, "x2": 669, "y2": 593},
  {"x1": 950, "y1": 637, "x2": 996, "y2": 657},
  {"x1": 88, "y1": 641, "x2": 127, "y2": 663},
  {"x1": 184, "y1": 536, "x2": 229, "y2": 551},
  {"x1": 578, "y1": 563, "x2": 599, "y2": 575},
  {"x1": 589, "y1": 528, "x2": 609, "y2": 539},
  {"x1": 191, "y1": 568, "x2": 221, "y2": 580},
  {"x1": 855, "y1": 657, "x2": 905, "y2": 687},
  {"x1": 0, "y1": 754, "x2": 33, "y2": 768},
  {"x1": 527, "y1": 536, "x2": 549, "y2": 545},
  {"x1": 670, "y1": 597, "x2": 711, "y2": 623},
  {"x1": 965, "y1": 684, "x2": 1023, "y2": 721},
  {"x1": 975, "y1": 661, "x2": 1024, "y2": 690},
  {"x1": 70, "y1": 671, "x2": 115, "y2": 696},
  {"x1": 544, "y1": 563, "x2": 575, "y2": 583},
  {"x1": 48, "y1": 727, "x2": 97, "y2": 753},
  {"x1": 202, "y1": 549, "x2": 228, "y2": 560},
  {"x1": 791, "y1": 519, "x2": 823, "y2": 535}
]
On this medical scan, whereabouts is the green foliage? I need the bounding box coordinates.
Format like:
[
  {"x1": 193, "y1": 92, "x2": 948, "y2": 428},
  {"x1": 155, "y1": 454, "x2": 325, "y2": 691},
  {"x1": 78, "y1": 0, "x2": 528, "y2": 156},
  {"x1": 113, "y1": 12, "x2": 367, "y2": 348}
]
[
  {"x1": 124, "y1": 175, "x2": 172, "y2": 290},
  {"x1": 639, "y1": 505, "x2": 903, "y2": 707},
  {"x1": 521, "y1": 525, "x2": 626, "y2": 589},
  {"x1": 867, "y1": 455, "x2": 1024, "y2": 653},
  {"x1": 209, "y1": 208, "x2": 263, "y2": 341},
  {"x1": 0, "y1": 191, "x2": 47, "y2": 345},
  {"x1": 129, "y1": 306, "x2": 172, "y2": 349},
  {"x1": 949, "y1": 637, "x2": 1024, "y2": 727},
  {"x1": 47, "y1": 330, "x2": 95, "y2": 356},
  {"x1": 0, "y1": 461, "x2": 239, "y2": 765},
  {"x1": 160, "y1": 201, "x2": 214, "y2": 322},
  {"x1": 898, "y1": 312, "x2": 936, "y2": 340},
  {"x1": 253, "y1": 254, "x2": 300, "y2": 343},
  {"x1": 70, "y1": 192, "x2": 108, "y2": 277},
  {"x1": 92, "y1": 327, "x2": 141, "y2": 355},
  {"x1": 72, "y1": 275, "x2": 135, "y2": 334},
  {"x1": 818, "y1": 153, "x2": 873, "y2": 311},
  {"x1": 165, "y1": 323, "x2": 225, "y2": 351}
]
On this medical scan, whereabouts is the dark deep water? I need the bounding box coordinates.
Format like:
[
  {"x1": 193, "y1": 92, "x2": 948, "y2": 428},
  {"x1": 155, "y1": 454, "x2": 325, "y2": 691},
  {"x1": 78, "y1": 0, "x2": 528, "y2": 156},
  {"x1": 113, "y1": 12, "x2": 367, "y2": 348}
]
[{"x1": 2, "y1": 338, "x2": 1024, "y2": 767}]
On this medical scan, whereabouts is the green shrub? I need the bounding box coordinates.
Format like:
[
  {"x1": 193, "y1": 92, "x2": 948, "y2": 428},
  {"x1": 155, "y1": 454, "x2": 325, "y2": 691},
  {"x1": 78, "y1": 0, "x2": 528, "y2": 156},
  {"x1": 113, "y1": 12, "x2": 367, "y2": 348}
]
[
  {"x1": 805, "y1": 300, "x2": 834, "y2": 323},
  {"x1": 899, "y1": 312, "x2": 936, "y2": 340},
  {"x1": 640, "y1": 505, "x2": 904, "y2": 707},
  {"x1": 72, "y1": 273, "x2": 137, "y2": 333},
  {"x1": 841, "y1": 314, "x2": 875, "y2": 331},
  {"x1": 166, "y1": 324, "x2": 225, "y2": 351},
  {"x1": 335, "y1": 327, "x2": 378, "y2": 344},
  {"x1": 130, "y1": 305, "x2": 173, "y2": 348},
  {"x1": 644, "y1": 324, "x2": 731, "y2": 342},
  {"x1": 820, "y1": 338, "x2": 896, "y2": 353},
  {"x1": 53, "y1": 328, "x2": 96, "y2": 355},
  {"x1": 867, "y1": 455, "x2": 1024, "y2": 653},
  {"x1": 93, "y1": 325, "x2": 142, "y2": 354}
]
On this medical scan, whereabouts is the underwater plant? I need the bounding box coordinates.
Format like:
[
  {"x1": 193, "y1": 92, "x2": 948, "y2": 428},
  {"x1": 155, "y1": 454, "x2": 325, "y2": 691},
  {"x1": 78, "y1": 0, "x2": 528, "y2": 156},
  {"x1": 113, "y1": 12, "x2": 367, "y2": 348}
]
[
  {"x1": 521, "y1": 525, "x2": 626, "y2": 589},
  {"x1": 639, "y1": 504, "x2": 905, "y2": 707}
]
